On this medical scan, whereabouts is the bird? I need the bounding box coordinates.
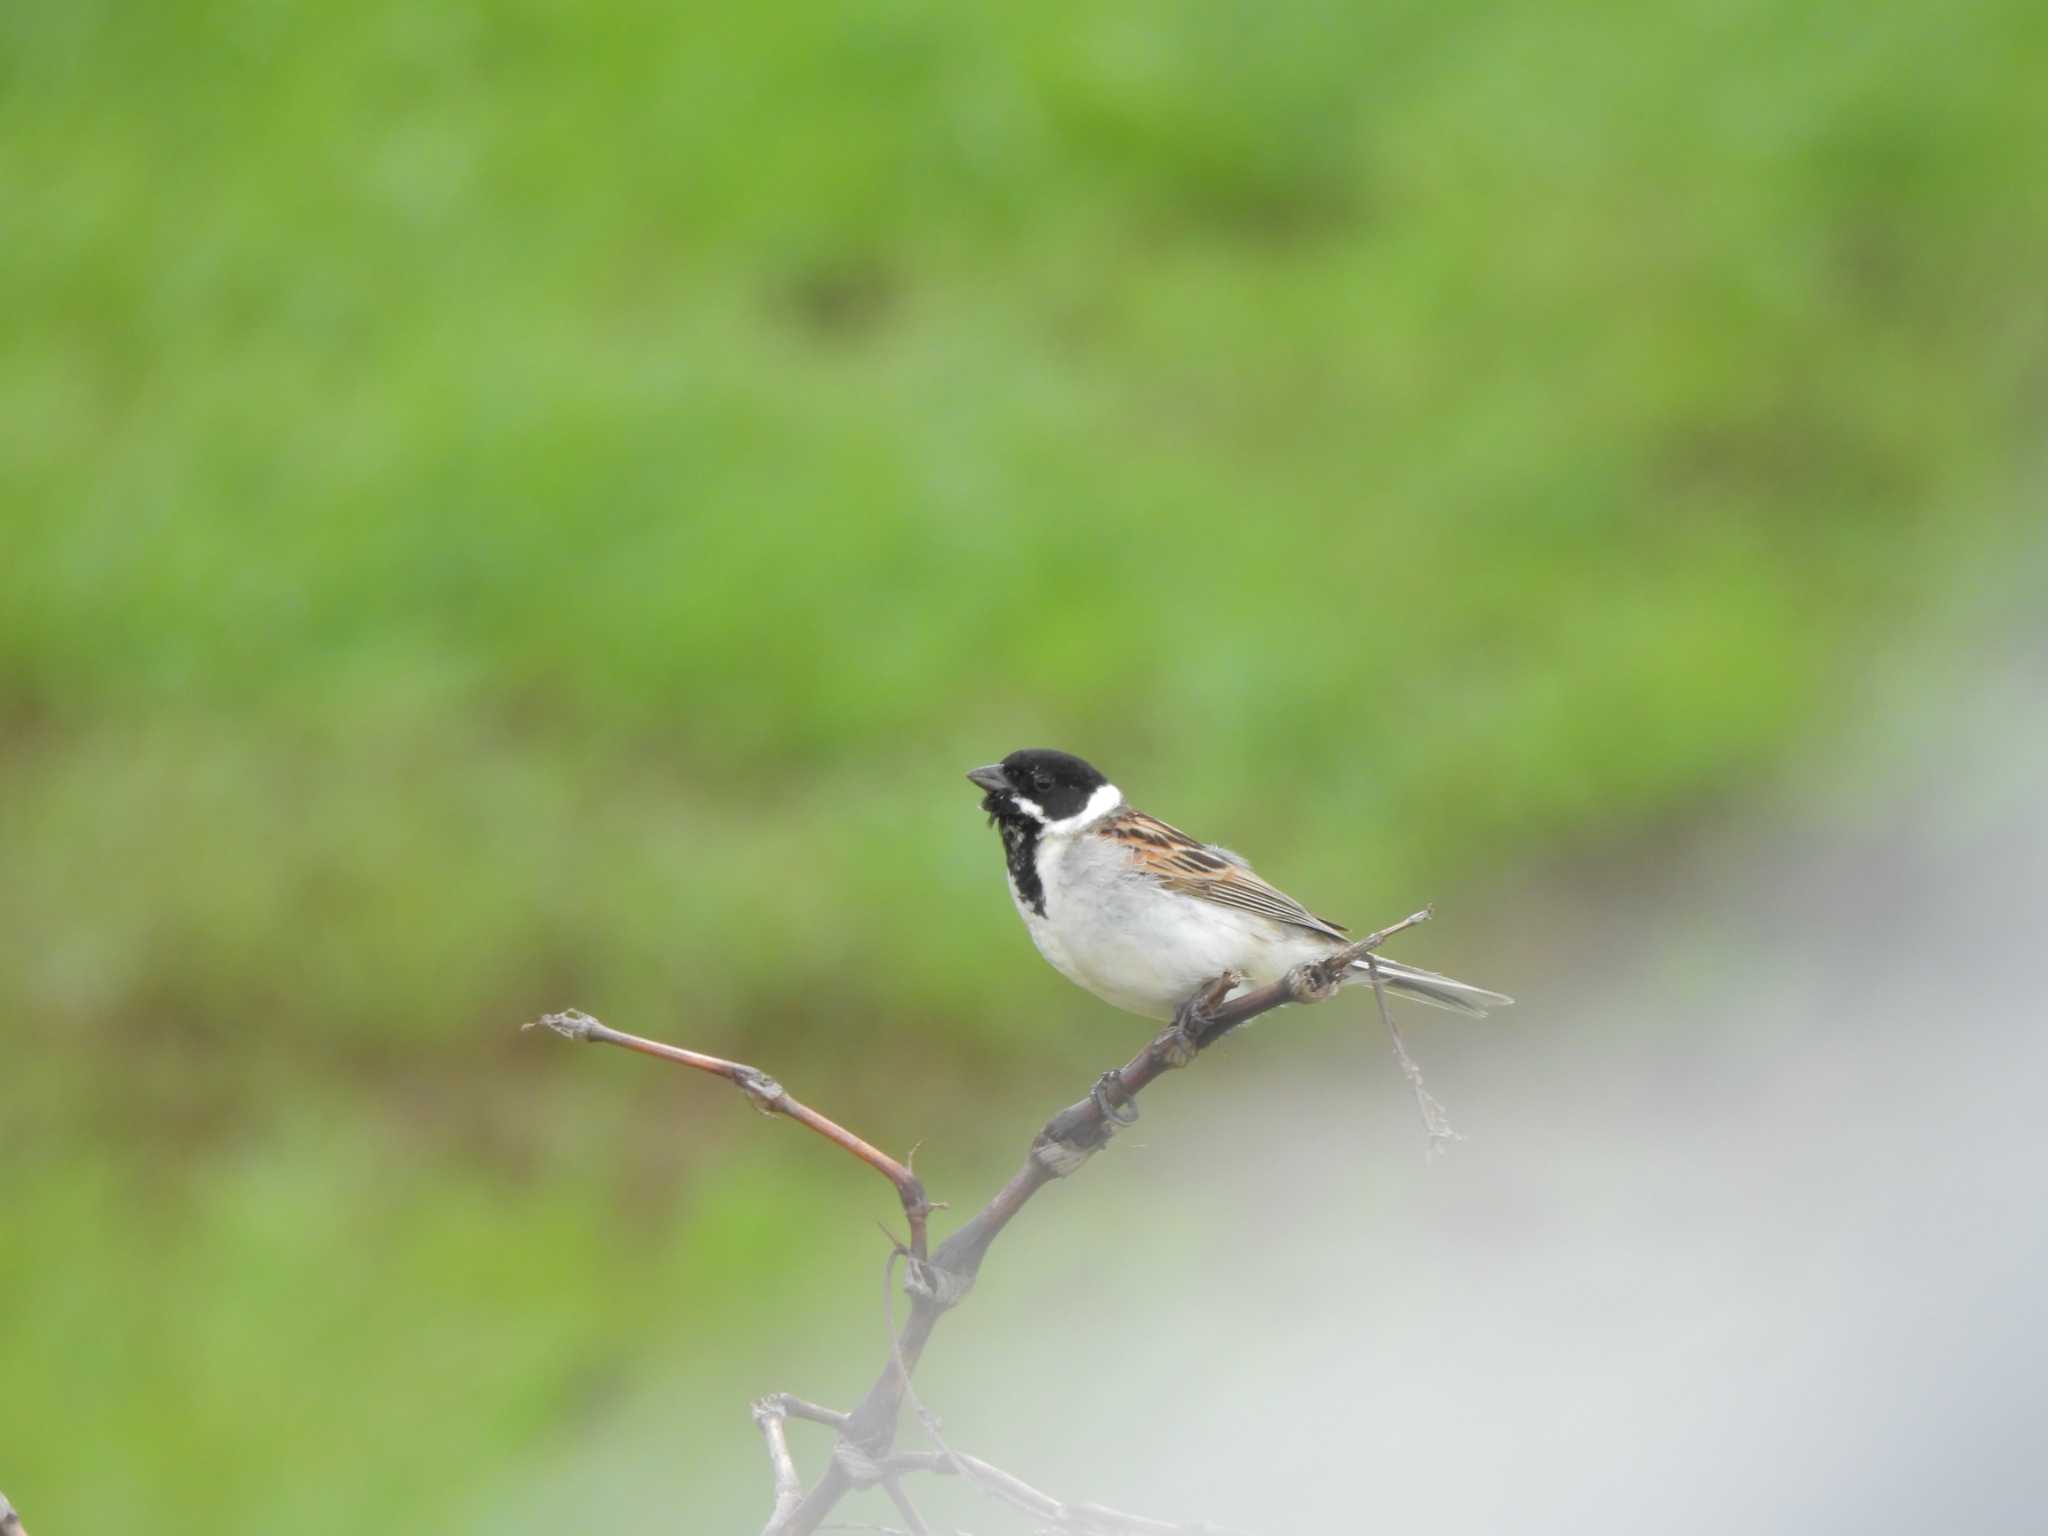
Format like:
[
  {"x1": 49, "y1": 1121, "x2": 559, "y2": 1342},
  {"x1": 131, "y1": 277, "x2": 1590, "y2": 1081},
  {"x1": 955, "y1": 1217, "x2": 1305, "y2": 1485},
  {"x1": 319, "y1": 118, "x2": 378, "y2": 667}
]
[{"x1": 966, "y1": 748, "x2": 1511, "y2": 1027}]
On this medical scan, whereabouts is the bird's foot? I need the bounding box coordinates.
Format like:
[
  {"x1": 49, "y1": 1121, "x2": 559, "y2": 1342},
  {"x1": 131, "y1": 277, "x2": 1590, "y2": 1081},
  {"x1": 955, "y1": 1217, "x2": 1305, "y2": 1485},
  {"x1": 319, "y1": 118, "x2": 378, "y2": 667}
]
[
  {"x1": 1090, "y1": 1070, "x2": 1140, "y2": 1127},
  {"x1": 1164, "y1": 970, "x2": 1241, "y2": 1066}
]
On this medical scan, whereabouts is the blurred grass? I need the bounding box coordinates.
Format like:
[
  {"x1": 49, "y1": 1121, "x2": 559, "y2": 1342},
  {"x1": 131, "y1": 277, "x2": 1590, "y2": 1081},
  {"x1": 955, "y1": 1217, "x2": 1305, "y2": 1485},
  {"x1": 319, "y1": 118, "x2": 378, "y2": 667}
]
[{"x1": 1, "y1": 0, "x2": 2043, "y2": 1528}]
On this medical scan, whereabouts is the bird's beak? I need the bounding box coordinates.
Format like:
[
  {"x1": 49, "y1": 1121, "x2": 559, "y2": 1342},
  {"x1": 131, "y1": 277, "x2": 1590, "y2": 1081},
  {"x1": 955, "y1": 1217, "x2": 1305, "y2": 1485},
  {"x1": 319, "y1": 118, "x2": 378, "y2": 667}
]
[{"x1": 965, "y1": 764, "x2": 1009, "y2": 794}]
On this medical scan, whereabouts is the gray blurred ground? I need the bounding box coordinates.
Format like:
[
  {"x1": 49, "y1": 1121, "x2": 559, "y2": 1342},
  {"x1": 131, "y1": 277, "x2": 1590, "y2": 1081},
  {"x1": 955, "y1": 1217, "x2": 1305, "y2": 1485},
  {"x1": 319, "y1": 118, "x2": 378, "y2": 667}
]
[{"x1": 922, "y1": 642, "x2": 2048, "y2": 1534}]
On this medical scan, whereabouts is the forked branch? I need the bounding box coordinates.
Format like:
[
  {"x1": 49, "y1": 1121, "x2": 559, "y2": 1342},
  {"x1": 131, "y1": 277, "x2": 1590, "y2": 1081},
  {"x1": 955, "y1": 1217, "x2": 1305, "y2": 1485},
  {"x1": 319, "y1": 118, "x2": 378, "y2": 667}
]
[{"x1": 529, "y1": 905, "x2": 1436, "y2": 1535}]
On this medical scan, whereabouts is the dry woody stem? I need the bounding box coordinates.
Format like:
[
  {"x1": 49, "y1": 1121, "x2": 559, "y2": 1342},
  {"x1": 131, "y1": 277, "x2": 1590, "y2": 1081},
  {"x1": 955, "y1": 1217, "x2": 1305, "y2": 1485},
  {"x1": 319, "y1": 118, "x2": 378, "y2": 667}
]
[
  {"x1": 528, "y1": 905, "x2": 1435, "y2": 1535},
  {"x1": 521, "y1": 1009, "x2": 934, "y2": 1262}
]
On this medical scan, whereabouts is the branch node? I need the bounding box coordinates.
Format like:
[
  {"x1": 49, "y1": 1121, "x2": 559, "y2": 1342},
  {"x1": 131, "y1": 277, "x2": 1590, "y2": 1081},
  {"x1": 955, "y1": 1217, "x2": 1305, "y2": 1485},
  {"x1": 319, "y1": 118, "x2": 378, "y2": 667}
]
[
  {"x1": 737, "y1": 1065, "x2": 787, "y2": 1115},
  {"x1": 900, "y1": 1175, "x2": 933, "y2": 1222},
  {"x1": 1288, "y1": 959, "x2": 1344, "y2": 1004},
  {"x1": 901, "y1": 1256, "x2": 974, "y2": 1311},
  {"x1": 524, "y1": 1008, "x2": 602, "y2": 1041},
  {"x1": 1030, "y1": 1134, "x2": 1099, "y2": 1177},
  {"x1": 832, "y1": 1439, "x2": 891, "y2": 1490}
]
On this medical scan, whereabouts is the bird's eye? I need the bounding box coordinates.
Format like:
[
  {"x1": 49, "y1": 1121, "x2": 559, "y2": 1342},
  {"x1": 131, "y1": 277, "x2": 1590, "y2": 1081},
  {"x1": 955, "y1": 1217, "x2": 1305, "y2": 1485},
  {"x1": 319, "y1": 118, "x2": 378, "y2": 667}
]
[{"x1": 1032, "y1": 771, "x2": 1051, "y2": 791}]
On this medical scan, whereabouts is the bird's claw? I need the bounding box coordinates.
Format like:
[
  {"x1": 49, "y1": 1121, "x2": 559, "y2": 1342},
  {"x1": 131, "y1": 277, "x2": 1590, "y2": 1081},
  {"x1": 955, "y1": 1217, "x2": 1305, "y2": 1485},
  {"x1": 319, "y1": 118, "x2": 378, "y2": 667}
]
[
  {"x1": 1165, "y1": 970, "x2": 1240, "y2": 1064},
  {"x1": 1091, "y1": 1070, "x2": 1140, "y2": 1126}
]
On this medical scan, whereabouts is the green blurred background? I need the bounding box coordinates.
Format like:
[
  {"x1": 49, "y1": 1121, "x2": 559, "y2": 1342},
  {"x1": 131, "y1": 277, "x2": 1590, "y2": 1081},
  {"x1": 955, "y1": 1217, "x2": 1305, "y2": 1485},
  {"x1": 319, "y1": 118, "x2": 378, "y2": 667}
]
[{"x1": 2, "y1": 0, "x2": 2043, "y2": 1529}]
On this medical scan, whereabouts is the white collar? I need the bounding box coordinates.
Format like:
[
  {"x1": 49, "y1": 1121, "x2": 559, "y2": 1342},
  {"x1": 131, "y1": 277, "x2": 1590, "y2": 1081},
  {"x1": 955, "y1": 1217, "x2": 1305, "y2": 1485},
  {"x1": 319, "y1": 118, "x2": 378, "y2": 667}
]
[{"x1": 1033, "y1": 781, "x2": 1123, "y2": 837}]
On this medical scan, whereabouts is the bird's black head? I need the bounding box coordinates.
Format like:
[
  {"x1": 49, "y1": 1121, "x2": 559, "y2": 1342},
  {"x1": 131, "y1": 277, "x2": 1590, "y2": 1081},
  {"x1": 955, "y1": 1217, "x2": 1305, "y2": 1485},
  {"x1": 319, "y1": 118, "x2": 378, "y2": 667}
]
[{"x1": 965, "y1": 748, "x2": 1114, "y2": 826}]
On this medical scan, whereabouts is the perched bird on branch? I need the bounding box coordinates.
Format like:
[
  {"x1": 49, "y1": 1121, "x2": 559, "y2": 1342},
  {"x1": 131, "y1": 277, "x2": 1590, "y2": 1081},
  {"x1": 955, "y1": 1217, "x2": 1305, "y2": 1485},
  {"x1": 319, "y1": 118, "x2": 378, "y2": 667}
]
[{"x1": 967, "y1": 748, "x2": 1511, "y2": 1024}]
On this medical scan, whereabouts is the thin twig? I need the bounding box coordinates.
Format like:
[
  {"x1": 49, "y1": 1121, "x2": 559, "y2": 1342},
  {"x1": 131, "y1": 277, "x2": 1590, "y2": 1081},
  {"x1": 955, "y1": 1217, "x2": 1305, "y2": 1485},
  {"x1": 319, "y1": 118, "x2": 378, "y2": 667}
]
[
  {"x1": 879, "y1": 1475, "x2": 932, "y2": 1536},
  {"x1": 524, "y1": 1010, "x2": 933, "y2": 1262},
  {"x1": 767, "y1": 1393, "x2": 852, "y2": 1431},
  {"x1": 1365, "y1": 954, "x2": 1461, "y2": 1158},
  {"x1": 755, "y1": 1398, "x2": 807, "y2": 1535},
  {"x1": 881, "y1": 1244, "x2": 975, "y2": 1496},
  {"x1": 880, "y1": 1449, "x2": 1257, "y2": 1536}
]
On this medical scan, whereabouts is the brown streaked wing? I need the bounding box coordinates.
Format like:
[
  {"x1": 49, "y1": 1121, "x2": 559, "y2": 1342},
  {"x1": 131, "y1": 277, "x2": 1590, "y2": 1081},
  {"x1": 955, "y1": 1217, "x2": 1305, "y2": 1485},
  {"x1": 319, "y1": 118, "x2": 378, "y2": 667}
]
[{"x1": 1097, "y1": 808, "x2": 1351, "y2": 941}]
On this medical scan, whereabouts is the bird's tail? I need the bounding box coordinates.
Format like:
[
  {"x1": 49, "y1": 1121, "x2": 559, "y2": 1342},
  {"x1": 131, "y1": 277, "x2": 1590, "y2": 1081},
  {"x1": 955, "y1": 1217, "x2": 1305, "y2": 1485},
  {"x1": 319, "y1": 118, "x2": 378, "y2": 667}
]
[{"x1": 1348, "y1": 954, "x2": 1513, "y2": 1017}]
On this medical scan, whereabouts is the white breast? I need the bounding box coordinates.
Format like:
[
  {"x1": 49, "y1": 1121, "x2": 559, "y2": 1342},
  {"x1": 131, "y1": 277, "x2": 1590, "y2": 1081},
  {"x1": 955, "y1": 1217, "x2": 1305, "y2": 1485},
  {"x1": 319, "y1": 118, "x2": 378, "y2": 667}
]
[{"x1": 1015, "y1": 821, "x2": 1331, "y2": 1020}]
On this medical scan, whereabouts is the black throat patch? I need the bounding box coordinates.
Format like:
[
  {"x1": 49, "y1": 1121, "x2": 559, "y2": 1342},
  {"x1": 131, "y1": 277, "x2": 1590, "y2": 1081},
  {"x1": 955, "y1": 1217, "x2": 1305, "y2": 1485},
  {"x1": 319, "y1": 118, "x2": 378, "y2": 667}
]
[{"x1": 990, "y1": 807, "x2": 1046, "y2": 916}]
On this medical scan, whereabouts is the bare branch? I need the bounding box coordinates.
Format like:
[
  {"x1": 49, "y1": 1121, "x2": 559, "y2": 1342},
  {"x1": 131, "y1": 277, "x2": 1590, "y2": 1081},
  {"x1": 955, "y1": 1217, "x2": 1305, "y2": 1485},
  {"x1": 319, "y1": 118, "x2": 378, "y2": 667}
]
[
  {"x1": 880, "y1": 1448, "x2": 1256, "y2": 1536},
  {"x1": 782, "y1": 913, "x2": 1431, "y2": 1534},
  {"x1": 534, "y1": 904, "x2": 1441, "y2": 1536},
  {"x1": 755, "y1": 1398, "x2": 806, "y2": 1535},
  {"x1": 877, "y1": 905, "x2": 1438, "y2": 1309},
  {"x1": 878, "y1": 1475, "x2": 932, "y2": 1536},
  {"x1": 525, "y1": 1010, "x2": 933, "y2": 1261},
  {"x1": 765, "y1": 1393, "x2": 852, "y2": 1431},
  {"x1": 1364, "y1": 953, "x2": 1461, "y2": 1156}
]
